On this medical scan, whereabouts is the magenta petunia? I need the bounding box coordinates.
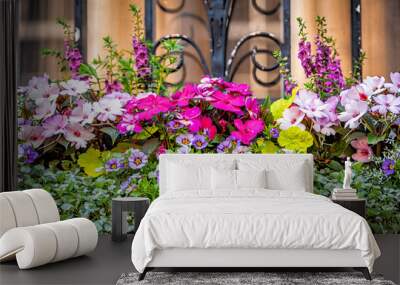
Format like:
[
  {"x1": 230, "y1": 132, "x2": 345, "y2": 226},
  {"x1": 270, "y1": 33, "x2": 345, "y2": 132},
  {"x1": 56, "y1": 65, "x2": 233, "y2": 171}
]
[{"x1": 231, "y1": 118, "x2": 264, "y2": 145}]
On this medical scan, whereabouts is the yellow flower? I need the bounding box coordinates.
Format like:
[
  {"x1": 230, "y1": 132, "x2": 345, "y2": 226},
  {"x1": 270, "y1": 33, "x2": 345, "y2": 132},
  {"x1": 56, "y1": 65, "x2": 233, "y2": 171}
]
[
  {"x1": 277, "y1": 126, "x2": 313, "y2": 153},
  {"x1": 270, "y1": 87, "x2": 298, "y2": 120},
  {"x1": 256, "y1": 138, "x2": 279, "y2": 153},
  {"x1": 77, "y1": 148, "x2": 104, "y2": 177}
]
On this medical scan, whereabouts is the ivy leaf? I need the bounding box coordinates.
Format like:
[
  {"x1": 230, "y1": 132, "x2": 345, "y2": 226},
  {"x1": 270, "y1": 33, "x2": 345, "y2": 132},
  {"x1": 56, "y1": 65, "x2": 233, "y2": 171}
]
[{"x1": 100, "y1": 127, "x2": 119, "y2": 145}]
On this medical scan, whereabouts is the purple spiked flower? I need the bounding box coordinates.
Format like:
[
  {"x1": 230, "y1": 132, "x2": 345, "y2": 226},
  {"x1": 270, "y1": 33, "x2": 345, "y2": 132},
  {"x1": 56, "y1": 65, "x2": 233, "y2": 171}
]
[
  {"x1": 132, "y1": 37, "x2": 150, "y2": 78},
  {"x1": 270, "y1": 128, "x2": 280, "y2": 139}
]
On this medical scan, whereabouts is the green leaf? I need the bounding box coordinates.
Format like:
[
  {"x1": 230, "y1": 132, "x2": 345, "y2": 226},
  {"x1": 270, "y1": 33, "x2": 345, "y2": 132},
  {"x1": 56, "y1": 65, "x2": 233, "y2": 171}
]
[
  {"x1": 79, "y1": 63, "x2": 98, "y2": 79},
  {"x1": 327, "y1": 160, "x2": 343, "y2": 171},
  {"x1": 132, "y1": 126, "x2": 158, "y2": 140},
  {"x1": 345, "y1": 131, "x2": 365, "y2": 143},
  {"x1": 367, "y1": 134, "x2": 385, "y2": 145},
  {"x1": 100, "y1": 127, "x2": 119, "y2": 145},
  {"x1": 142, "y1": 138, "x2": 161, "y2": 154}
]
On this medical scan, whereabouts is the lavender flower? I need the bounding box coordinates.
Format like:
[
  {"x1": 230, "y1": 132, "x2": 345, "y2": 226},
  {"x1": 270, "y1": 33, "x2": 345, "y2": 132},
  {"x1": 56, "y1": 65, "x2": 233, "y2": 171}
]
[
  {"x1": 270, "y1": 128, "x2": 280, "y2": 139},
  {"x1": 192, "y1": 134, "x2": 208, "y2": 150},
  {"x1": 18, "y1": 144, "x2": 39, "y2": 164},
  {"x1": 132, "y1": 37, "x2": 150, "y2": 78},
  {"x1": 217, "y1": 139, "x2": 232, "y2": 153},
  {"x1": 167, "y1": 120, "x2": 184, "y2": 130},
  {"x1": 128, "y1": 150, "x2": 148, "y2": 169},
  {"x1": 176, "y1": 134, "x2": 193, "y2": 147},
  {"x1": 105, "y1": 158, "x2": 124, "y2": 172},
  {"x1": 177, "y1": 146, "x2": 191, "y2": 154},
  {"x1": 382, "y1": 159, "x2": 395, "y2": 176},
  {"x1": 121, "y1": 174, "x2": 140, "y2": 192}
]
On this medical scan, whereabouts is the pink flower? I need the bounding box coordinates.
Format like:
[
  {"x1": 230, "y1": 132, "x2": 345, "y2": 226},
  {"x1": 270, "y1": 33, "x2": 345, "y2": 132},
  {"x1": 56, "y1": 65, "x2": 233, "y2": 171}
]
[
  {"x1": 42, "y1": 115, "x2": 68, "y2": 138},
  {"x1": 245, "y1": 97, "x2": 260, "y2": 119},
  {"x1": 171, "y1": 84, "x2": 196, "y2": 107},
  {"x1": 340, "y1": 85, "x2": 373, "y2": 105},
  {"x1": 231, "y1": 118, "x2": 264, "y2": 145},
  {"x1": 277, "y1": 106, "x2": 306, "y2": 130},
  {"x1": 224, "y1": 81, "x2": 252, "y2": 96},
  {"x1": 64, "y1": 123, "x2": 95, "y2": 149},
  {"x1": 117, "y1": 114, "x2": 143, "y2": 134},
  {"x1": 135, "y1": 94, "x2": 173, "y2": 121},
  {"x1": 371, "y1": 94, "x2": 400, "y2": 115},
  {"x1": 312, "y1": 117, "x2": 336, "y2": 136},
  {"x1": 188, "y1": 116, "x2": 217, "y2": 140},
  {"x1": 384, "y1": 72, "x2": 400, "y2": 93},
  {"x1": 338, "y1": 100, "x2": 369, "y2": 129},
  {"x1": 182, "y1": 107, "x2": 201, "y2": 120},
  {"x1": 351, "y1": 137, "x2": 373, "y2": 163},
  {"x1": 211, "y1": 90, "x2": 245, "y2": 114},
  {"x1": 18, "y1": 125, "x2": 46, "y2": 148}
]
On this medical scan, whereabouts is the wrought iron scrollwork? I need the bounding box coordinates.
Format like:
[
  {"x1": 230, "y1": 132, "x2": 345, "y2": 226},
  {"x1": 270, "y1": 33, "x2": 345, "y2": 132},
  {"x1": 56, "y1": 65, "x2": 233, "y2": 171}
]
[
  {"x1": 147, "y1": 0, "x2": 289, "y2": 94},
  {"x1": 157, "y1": 0, "x2": 186, "y2": 13},
  {"x1": 153, "y1": 34, "x2": 210, "y2": 85},
  {"x1": 225, "y1": 31, "x2": 281, "y2": 86},
  {"x1": 251, "y1": 0, "x2": 281, "y2": 16}
]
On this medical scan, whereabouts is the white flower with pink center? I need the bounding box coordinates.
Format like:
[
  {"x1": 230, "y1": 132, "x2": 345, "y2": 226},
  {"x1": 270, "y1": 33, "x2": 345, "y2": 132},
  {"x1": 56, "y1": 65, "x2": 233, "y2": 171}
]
[
  {"x1": 60, "y1": 79, "x2": 89, "y2": 96},
  {"x1": 277, "y1": 106, "x2": 306, "y2": 130},
  {"x1": 104, "y1": 92, "x2": 131, "y2": 106},
  {"x1": 294, "y1": 89, "x2": 326, "y2": 119},
  {"x1": 94, "y1": 97, "x2": 123, "y2": 122},
  {"x1": 18, "y1": 125, "x2": 46, "y2": 148},
  {"x1": 338, "y1": 100, "x2": 369, "y2": 129},
  {"x1": 42, "y1": 114, "x2": 68, "y2": 138},
  {"x1": 362, "y1": 76, "x2": 385, "y2": 94},
  {"x1": 384, "y1": 72, "x2": 400, "y2": 94},
  {"x1": 33, "y1": 99, "x2": 57, "y2": 120},
  {"x1": 64, "y1": 123, "x2": 95, "y2": 149},
  {"x1": 69, "y1": 100, "x2": 97, "y2": 125},
  {"x1": 371, "y1": 94, "x2": 400, "y2": 115}
]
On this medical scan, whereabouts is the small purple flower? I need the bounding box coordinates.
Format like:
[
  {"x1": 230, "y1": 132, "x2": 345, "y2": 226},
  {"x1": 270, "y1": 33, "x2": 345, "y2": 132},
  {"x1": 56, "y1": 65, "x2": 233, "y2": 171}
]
[
  {"x1": 192, "y1": 134, "x2": 208, "y2": 150},
  {"x1": 18, "y1": 144, "x2": 39, "y2": 164},
  {"x1": 128, "y1": 150, "x2": 148, "y2": 169},
  {"x1": 105, "y1": 80, "x2": 122, "y2": 94},
  {"x1": 177, "y1": 146, "x2": 191, "y2": 154},
  {"x1": 217, "y1": 139, "x2": 232, "y2": 153},
  {"x1": 167, "y1": 120, "x2": 184, "y2": 130},
  {"x1": 64, "y1": 41, "x2": 82, "y2": 79},
  {"x1": 176, "y1": 134, "x2": 193, "y2": 147},
  {"x1": 233, "y1": 145, "x2": 250, "y2": 154},
  {"x1": 121, "y1": 174, "x2": 140, "y2": 191},
  {"x1": 270, "y1": 128, "x2": 280, "y2": 139},
  {"x1": 382, "y1": 159, "x2": 395, "y2": 176},
  {"x1": 105, "y1": 158, "x2": 124, "y2": 172}
]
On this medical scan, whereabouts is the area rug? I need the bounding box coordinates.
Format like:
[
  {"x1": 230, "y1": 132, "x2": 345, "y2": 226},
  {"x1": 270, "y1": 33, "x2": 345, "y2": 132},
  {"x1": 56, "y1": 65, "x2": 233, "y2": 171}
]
[{"x1": 116, "y1": 272, "x2": 396, "y2": 285}]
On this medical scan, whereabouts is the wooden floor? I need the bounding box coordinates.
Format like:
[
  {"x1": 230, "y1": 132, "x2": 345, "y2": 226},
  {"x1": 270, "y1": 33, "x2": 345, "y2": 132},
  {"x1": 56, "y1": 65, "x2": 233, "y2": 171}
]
[
  {"x1": 0, "y1": 235, "x2": 134, "y2": 285},
  {"x1": 1, "y1": 234, "x2": 398, "y2": 285}
]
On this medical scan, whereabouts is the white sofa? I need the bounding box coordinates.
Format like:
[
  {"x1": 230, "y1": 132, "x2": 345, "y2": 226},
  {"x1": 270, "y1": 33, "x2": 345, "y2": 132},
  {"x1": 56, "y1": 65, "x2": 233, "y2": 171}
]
[{"x1": 0, "y1": 189, "x2": 98, "y2": 269}]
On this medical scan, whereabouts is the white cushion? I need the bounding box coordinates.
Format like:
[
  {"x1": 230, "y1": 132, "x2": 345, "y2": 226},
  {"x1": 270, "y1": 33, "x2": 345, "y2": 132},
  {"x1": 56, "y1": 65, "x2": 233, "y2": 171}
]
[
  {"x1": 237, "y1": 158, "x2": 310, "y2": 191},
  {"x1": 236, "y1": 169, "x2": 267, "y2": 189},
  {"x1": 168, "y1": 163, "x2": 211, "y2": 191},
  {"x1": 211, "y1": 168, "x2": 236, "y2": 190}
]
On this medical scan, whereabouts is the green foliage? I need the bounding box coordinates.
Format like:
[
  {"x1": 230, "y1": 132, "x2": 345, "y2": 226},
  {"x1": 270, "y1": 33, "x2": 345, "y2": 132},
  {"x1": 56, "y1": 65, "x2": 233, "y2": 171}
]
[
  {"x1": 18, "y1": 162, "x2": 159, "y2": 233},
  {"x1": 314, "y1": 162, "x2": 400, "y2": 234}
]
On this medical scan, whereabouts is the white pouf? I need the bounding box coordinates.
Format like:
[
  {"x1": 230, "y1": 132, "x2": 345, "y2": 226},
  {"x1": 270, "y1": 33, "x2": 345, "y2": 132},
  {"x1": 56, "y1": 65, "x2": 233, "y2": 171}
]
[{"x1": 0, "y1": 189, "x2": 98, "y2": 269}]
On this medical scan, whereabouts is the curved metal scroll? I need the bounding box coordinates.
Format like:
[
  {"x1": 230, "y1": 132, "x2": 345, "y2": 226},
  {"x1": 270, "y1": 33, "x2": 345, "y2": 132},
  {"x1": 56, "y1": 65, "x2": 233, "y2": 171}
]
[
  {"x1": 153, "y1": 34, "x2": 210, "y2": 84},
  {"x1": 251, "y1": 0, "x2": 281, "y2": 16},
  {"x1": 225, "y1": 32, "x2": 281, "y2": 86},
  {"x1": 157, "y1": 0, "x2": 186, "y2": 13}
]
